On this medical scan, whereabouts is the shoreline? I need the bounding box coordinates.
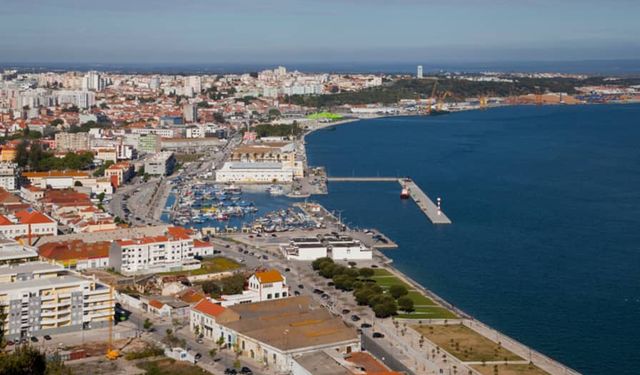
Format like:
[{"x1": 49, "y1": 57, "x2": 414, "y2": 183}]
[{"x1": 301, "y1": 111, "x2": 583, "y2": 375}]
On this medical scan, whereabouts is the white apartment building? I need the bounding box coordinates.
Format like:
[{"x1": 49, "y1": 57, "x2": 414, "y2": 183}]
[
  {"x1": 144, "y1": 151, "x2": 176, "y2": 176},
  {"x1": 0, "y1": 262, "x2": 114, "y2": 340},
  {"x1": 109, "y1": 232, "x2": 213, "y2": 275},
  {"x1": 281, "y1": 237, "x2": 328, "y2": 261},
  {"x1": 0, "y1": 237, "x2": 38, "y2": 265},
  {"x1": 0, "y1": 163, "x2": 17, "y2": 191},
  {"x1": 55, "y1": 132, "x2": 91, "y2": 151},
  {"x1": 0, "y1": 210, "x2": 57, "y2": 239}
]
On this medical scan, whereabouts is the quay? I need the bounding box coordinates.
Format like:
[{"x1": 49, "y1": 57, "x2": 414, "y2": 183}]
[{"x1": 327, "y1": 177, "x2": 452, "y2": 225}]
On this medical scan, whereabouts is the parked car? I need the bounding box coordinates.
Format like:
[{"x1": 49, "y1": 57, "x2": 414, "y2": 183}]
[
  {"x1": 43, "y1": 335, "x2": 52, "y2": 341},
  {"x1": 350, "y1": 315, "x2": 361, "y2": 322},
  {"x1": 294, "y1": 291, "x2": 301, "y2": 296},
  {"x1": 298, "y1": 284, "x2": 304, "y2": 289},
  {"x1": 224, "y1": 369, "x2": 237, "y2": 375},
  {"x1": 240, "y1": 367, "x2": 253, "y2": 374},
  {"x1": 372, "y1": 332, "x2": 385, "y2": 338},
  {"x1": 341, "y1": 309, "x2": 350, "y2": 314},
  {"x1": 30, "y1": 337, "x2": 38, "y2": 343}
]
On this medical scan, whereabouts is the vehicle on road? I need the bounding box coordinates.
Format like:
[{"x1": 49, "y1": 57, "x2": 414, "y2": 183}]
[
  {"x1": 294, "y1": 291, "x2": 301, "y2": 296},
  {"x1": 225, "y1": 369, "x2": 237, "y2": 375},
  {"x1": 240, "y1": 367, "x2": 253, "y2": 374},
  {"x1": 351, "y1": 315, "x2": 361, "y2": 322},
  {"x1": 298, "y1": 284, "x2": 304, "y2": 289},
  {"x1": 372, "y1": 332, "x2": 385, "y2": 338},
  {"x1": 341, "y1": 309, "x2": 350, "y2": 314},
  {"x1": 30, "y1": 337, "x2": 38, "y2": 342},
  {"x1": 360, "y1": 323, "x2": 372, "y2": 328},
  {"x1": 43, "y1": 335, "x2": 52, "y2": 340}
]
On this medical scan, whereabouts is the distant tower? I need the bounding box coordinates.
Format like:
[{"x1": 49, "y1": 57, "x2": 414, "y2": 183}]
[{"x1": 417, "y1": 65, "x2": 423, "y2": 79}]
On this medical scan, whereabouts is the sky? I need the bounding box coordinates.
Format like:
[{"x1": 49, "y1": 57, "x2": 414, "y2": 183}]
[{"x1": 1, "y1": 0, "x2": 639, "y2": 64}]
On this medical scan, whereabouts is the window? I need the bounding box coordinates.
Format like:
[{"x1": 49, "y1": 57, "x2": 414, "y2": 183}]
[{"x1": 267, "y1": 294, "x2": 272, "y2": 299}]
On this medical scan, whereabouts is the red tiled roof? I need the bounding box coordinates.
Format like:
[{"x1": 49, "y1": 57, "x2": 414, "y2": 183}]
[
  {"x1": 193, "y1": 239, "x2": 212, "y2": 248},
  {"x1": 149, "y1": 299, "x2": 165, "y2": 309},
  {"x1": 14, "y1": 210, "x2": 54, "y2": 224},
  {"x1": 0, "y1": 215, "x2": 13, "y2": 225},
  {"x1": 38, "y1": 240, "x2": 110, "y2": 261},
  {"x1": 193, "y1": 299, "x2": 226, "y2": 317},
  {"x1": 254, "y1": 269, "x2": 284, "y2": 284}
]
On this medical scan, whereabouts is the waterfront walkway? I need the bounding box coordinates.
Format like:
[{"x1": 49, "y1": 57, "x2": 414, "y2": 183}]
[{"x1": 327, "y1": 177, "x2": 452, "y2": 224}]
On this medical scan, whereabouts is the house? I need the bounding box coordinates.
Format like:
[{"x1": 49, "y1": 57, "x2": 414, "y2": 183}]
[
  {"x1": 192, "y1": 296, "x2": 360, "y2": 373},
  {"x1": 141, "y1": 295, "x2": 190, "y2": 320},
  {"x1": 38, "y1": 240, "x2": 110, "y2": 270},
  {"x1": 190, "y1": 298, "x2": 232, "y2": 341},
  {"x1": 215, "y1": 269, "x2": 290, "y2": 307},
  {"x1": 0, "y1": 209, "x2": 57, "y2": 239}
]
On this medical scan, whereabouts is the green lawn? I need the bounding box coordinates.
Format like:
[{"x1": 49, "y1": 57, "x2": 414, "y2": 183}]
[
  {"x1": 372, "y1": 268, "x2": 393, "y2": 277},
  {"x1": 399, "y1": 306, "x2": 458, "y2": 319},
  {"x1": 369, "y1": 268, "x2": 457, "y2": 319},
  {"x1": 306, "y1": 112, "x2": 343, "y2": 120},
  {"x1": 407, "y1": 291, "x2": 436, "y2": 306},
  {"x1": 160, "y1": 256, "x2": 240, "y2": 276}
]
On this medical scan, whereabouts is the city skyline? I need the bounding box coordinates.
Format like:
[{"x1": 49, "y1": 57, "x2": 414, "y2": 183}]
[{"x1": 1, "y1": 0, "x2": 640, "y2": 64}]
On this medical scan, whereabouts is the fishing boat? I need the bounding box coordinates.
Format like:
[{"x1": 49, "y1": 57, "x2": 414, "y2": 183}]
[
  {"x1": 268, "y1": 185, "x2": 285, "y2": 196},
  {"x1": 400, "y1": 186, "x2": 410, "y2": 199}
]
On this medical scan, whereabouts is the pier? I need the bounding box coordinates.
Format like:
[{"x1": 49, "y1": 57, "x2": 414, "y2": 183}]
[{"x1": 327, "y1": 177, "x2": 452, "y2": 225}]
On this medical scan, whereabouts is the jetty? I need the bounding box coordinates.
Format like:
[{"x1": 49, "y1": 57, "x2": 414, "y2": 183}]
[{"x1": 327, "y1": 177, "x2": 452, "y2": 225}]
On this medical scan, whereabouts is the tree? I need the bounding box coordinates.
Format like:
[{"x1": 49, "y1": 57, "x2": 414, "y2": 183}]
[
  {"x1": 373, "y1": 299, "x2": 397, "y2": 318},
  {"x1": 389, "y1": 284, "x2": 409, "y2": 299},
  {"x1": 0, "y1": 345, "x2": 47, "y2": 375},
  {"x1": 397, "y1": 296, "x2": 415, "y2": 312},
  {"x1": 359, "y1": 267, "x2": 374, "y2": 279},
  {"x1": 221, "y1": 274, "x2": 246, "y2": 295},
  {"x1": 97, "y1": 192, "x2": 106, "y2": 204},
  {"x1": 202, "y1": 280, "x2": 222, "y2": 296},
  {"x1": 143, "y1": 318, "x2": 153, "y2": 330},
  {"x1": 50, "y1": 118, "x2": 64, "y2": 127},
  {"x1": 312, "y1": 257, "x2": 333, "y2": 271},
  {"x1": 15, "y1": 140, "x2": 29, "y2": 168}
]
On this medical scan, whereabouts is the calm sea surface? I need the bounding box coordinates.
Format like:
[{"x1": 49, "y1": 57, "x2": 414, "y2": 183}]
[{"x1": 306, "y1": 105, "x2": 640, "y2": 375}]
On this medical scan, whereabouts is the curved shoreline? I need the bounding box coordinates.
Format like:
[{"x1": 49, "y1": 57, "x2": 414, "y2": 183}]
[{"x1": 302, "y1": 112, "x2": 583, "y2": 375}]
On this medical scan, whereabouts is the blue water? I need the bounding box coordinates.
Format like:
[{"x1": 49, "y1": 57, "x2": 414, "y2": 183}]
[{"x1": 306, "y1": 105, "x2": 640, "y2": 375}]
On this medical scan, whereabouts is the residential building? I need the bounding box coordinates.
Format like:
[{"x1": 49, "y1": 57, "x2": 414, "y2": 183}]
[
  {"x1": 0, "y1": 237, "x2": 38, "y2": 265},
  {"x1": 104, "y1": 162, "x2": 134, "y2": 187},
  {"x1": 0, "y1": 210, "x2": 57, "y2": 239},
  {"x1": 191, "y1": 296, "x2": 359, "y2": 373},
  {"x1": 0, "y1": 262, "x2": 114, "y2": 340},
  {"x1": 183, "y1": 103, "x2": 198, "y2": 123},
  {"x1": 0, "y1": 163, "x2": 18, "y2": 191},
  {"x1": 55, "y1": 132, "x2": 90, "y2": 151},
  {"x1": 417, "y1": 65, "x2": 423, "y2": 79},
  {"x1": 215, "y1": 269, "x2": 290, "y2": 306},
  {"x1": 38, "y1": 240, "x2": 110, "y2": 271},
  {"x1": 144, "y1": 151, "x2": 176, "y2": 176},
  {"x1": 108, "y1": 227, "x2": 212, "y2": 275}
]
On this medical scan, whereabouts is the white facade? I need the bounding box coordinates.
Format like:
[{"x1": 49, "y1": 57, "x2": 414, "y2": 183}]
[
  {"x1": 0, "y1": 262, "x2": 114, "y2": 340},
  {"x1": 215, "y1": 162, "x2": 293, "y2": 183},
  {"x1": 0, "y1": 211, "x2": 58, "y2": 239},
  {"x1": 109, "y1": 234, "x2": 211, "y2": 275},
  {"x1": 282, "y1": 237, "x2": 371, "y2": 261},
  {"x1": 0, "y1": 163, "x2": 17, "y2": 191}
]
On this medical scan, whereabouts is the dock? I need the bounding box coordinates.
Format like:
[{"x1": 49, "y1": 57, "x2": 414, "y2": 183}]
[{"x1": 327, "y1": 177, "x2": 452, "y2": 225}]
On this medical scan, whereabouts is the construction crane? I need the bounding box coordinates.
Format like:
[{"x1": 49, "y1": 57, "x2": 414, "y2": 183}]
[
  {"x1": 106, "y1": 285, "x2": 120, "y2": 360},
  {"x1": 427, "y1": 79, "x2": 438, "y2": 115},
  {"x1": 436, "y1": 91, "x2": 451, "y2": 112}
]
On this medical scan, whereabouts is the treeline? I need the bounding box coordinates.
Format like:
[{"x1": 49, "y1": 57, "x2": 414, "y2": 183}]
[
  {"x1": 287, "y1": 76, "x2": 640, "y2": 108},
  {"x1": 15, "y1": 142, "x2": 94, "y2": 171},
  {"x1": 251, "y1": 123, "x2": 302, "y2": 138},
  {"x1": 312, "y1": 257, "x2": 414, "y2": 318}
]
